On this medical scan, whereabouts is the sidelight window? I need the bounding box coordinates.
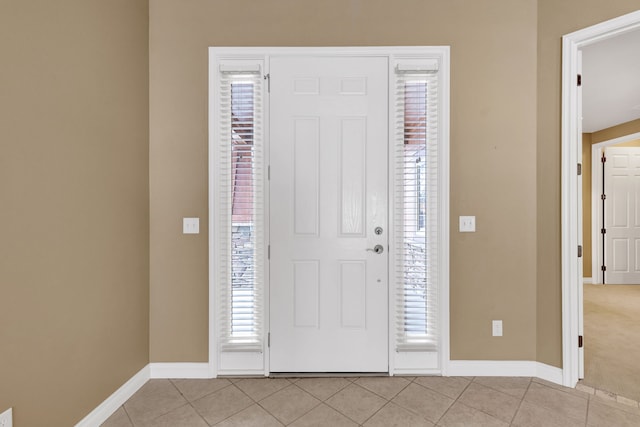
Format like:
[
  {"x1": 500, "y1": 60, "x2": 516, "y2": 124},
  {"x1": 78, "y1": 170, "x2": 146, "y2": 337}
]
[
  {"x1": 216, "y1": 64, "x2": 265, "y2": 351},
  {"x1": 394, "y1": 66, "x2": 440, "y2": 351}
]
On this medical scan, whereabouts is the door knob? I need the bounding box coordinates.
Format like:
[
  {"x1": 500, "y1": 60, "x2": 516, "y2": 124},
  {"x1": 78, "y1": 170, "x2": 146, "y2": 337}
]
[{"x1": 367, "y1": 244, "x2": 384, "y2": 254}]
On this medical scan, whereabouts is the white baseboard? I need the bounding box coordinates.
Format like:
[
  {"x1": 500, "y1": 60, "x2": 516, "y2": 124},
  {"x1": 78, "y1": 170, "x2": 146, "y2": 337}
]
[
  {"x1": 150, "y1": 362, "x2": 212, "y2": 379},
  {"x1": 75, "y1": 365, "x2": 150, "y2": 427},
  {"x1": 583, "y1": 277, "x2": 593, "y2": 284},
  {"x1": 447, "y1": 360, "x2": 563, "y2": 385},
  {"x1": 536, "y1": 362, "x2": 564, "y2": 384}
]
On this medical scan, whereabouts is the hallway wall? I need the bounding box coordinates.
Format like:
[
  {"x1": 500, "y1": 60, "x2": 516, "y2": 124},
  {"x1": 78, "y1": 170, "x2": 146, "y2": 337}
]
[{"x1": 0, "y1": 1, "x2": 150, "y2": 425}]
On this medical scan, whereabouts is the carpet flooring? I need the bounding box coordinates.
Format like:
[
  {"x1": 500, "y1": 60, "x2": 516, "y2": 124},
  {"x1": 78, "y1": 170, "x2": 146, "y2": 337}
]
[{"x1": 583, "y1": 283, "x2": 640, "y2": 401}]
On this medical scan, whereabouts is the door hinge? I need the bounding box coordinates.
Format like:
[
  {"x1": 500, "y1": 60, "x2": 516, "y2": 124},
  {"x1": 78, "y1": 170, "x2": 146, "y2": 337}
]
[
  {"x1": 577, "y1": 245, "x2": 583, "y2": 258},
  {"x1": 264, "y1": 73, "x2": 270, "y2": 93},
  {"x1": 578, "y1": 335, "x2": 583, "y2": 348},
  {"x1": 577, "y1": 163, "x2": 582, "y2": 176},
  {"x1": 601, "y1": 155, "x2": 607, "y2": 163},
  {"x1": 601, "y1": 194, "x2": 606, "y2": 201},
  {"x1": 268, "y1": 332, "x2": 271, "y2": 347},
  {"x1": 268, "y1": 244, "x2": 271, "y2": 260},
  {"x1": 601, "y1": 265, "x2": 607, "y2": 272},
  {"x1": 601, "y1": 228, "x2": 606, "y2": 234},
  {"x1": 577, "y1": 74, "x2": 582, "y2": 86},
  {"x1": 268, "y1": 165, "x2": 271, "y2": 180}
]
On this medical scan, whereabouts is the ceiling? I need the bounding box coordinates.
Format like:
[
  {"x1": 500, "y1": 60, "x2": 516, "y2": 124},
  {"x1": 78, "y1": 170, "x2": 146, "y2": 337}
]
[{"x1": 582, "y1": 28, "x2": 640, "y2": 133}]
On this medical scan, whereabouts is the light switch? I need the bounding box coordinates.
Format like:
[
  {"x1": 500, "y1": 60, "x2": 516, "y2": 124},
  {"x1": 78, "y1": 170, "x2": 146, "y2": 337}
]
[
  {"x1": 183, "y1": 217, "x2": 199, "y2": 234},
  {"x1": 459, "y1": 216, "x2": 476, "y2": 232}
]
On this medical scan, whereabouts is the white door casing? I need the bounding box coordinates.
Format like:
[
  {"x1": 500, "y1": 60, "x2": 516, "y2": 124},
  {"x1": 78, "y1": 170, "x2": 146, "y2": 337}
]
[
  {"x1": 561, "y1": 10, "x2": 640, "y2": 388},
  {"x1": 577, "y1": 50, "x2": 584, "y2": 379},
  {"x1": 269, "y1": 56, "x2": 389, "y2": 372},
  {"x1": 604, "y1": 147, "x2": 640, "y2": 284},
  {"x1": 209, "y1": 46, "x2": 450, "y2": 377}
]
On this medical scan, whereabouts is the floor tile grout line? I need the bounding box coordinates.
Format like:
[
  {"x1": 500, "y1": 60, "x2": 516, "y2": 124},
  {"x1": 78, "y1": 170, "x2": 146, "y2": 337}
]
[
  {"x1": 358, "y1": 399, "x2": 393, "y2": 426},
  {"x1": 472, "y1": 376, "x2": 532, "y2": 400},
  {"x1": 525, "y1": 381, "x2": 592, "y2": 426},
  {"x1": 275, "y1": 382, "x2": 323, "y2": 426},
  {"x1": 235, "y1": 377, "x2": 289, "y2": 403},
  {"x1": 508, "y1": 377, "x2": 532, "y2": 426},
  {"x1": 295, "y1": 377, "x2": 352, "y2": 402},
  {"x1": 432, "y1": 378, "x2": 474, "y2": 425},
  {"x1": 176, "y1": 379, "x2": 235, "y2": 405},
  {"x1": 357, "y1": 376, "x2": 413, "y2": 401},
  {"x1": 186, "y1": 400, "x2": 212, "y2": 427},
  {"x1": 254, "y1": 381, "x2": 324, "y2": 426},
  {"x1": 127, "y1": 379, "x2": 191, "y2": 426},
  {"x1": 584, "y1": 396, "x2": 592, "y2": 427},
  {"x1": 120, "y1": 403, "x2": 135, "y2": 427},
  {"x1": 323, "y1": 392, "x2": 364, "y2": 425}
]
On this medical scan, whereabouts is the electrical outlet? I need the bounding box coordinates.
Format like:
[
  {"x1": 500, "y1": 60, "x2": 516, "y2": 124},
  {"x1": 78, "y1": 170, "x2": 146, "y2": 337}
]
[
  {"x1": 492, "y1": 320, "x2": 503, "y2": 337},
  {"x1": 0, "y1": 408, "x2": 13, "y2": 427}
]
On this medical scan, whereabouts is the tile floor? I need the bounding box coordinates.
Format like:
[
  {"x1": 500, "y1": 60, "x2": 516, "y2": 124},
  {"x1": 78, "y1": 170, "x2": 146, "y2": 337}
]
[{"x1": 101, "y1": 375, "x2": 640, "y2": 426}]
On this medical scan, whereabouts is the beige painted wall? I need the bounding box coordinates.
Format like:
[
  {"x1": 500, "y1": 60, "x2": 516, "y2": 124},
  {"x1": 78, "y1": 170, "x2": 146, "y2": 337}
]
[
  {"x1": 150, "y1": 0, "x2": 539, "y2": 362},
  {"x1": 0, "y1": 1, "x2": 149, "y2": 425},
  {"x1": 536, "y1": 0, "x2": 640, "y2": 367},
  {"x1": 582, "y1": 119, "x2": 640, "y2": 278}
]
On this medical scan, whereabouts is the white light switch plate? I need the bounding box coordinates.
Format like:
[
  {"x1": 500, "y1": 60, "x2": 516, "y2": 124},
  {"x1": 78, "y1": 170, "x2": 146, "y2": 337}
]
[
  {"x1": 183, "y1": 217, "x2": 200, "y2": 234},
  {"x1": 459, "y1": 216, "x2": 476, "y2": 232}
]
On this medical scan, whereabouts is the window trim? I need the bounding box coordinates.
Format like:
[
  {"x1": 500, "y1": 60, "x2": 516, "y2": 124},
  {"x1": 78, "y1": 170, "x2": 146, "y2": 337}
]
[{"x1": 209, "y1": 47, "x2": 449, "y2": 377}]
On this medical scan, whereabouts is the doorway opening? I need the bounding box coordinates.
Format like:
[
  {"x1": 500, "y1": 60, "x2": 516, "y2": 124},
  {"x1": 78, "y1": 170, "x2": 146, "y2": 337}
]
[{"x1": 562, "y1": 10, "x2": 640, "y2": 392}]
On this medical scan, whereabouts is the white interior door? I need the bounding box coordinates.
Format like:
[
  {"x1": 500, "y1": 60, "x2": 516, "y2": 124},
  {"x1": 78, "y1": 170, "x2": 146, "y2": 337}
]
[
  {"x1": 269, "y1": 56, "x2": 389, "y2": 372},
  {"x1": 604, "y1": 146, "x2": 640, "y2": 284}
]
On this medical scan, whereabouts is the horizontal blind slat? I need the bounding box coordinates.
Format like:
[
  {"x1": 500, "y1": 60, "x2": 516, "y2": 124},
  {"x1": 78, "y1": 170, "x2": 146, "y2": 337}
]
[
  {"x1": 394, "y1": 70, "x2": 439, "y2": 352},
  {"x1": 218, "y1": 66, "x2": 264, "y2": 352}
]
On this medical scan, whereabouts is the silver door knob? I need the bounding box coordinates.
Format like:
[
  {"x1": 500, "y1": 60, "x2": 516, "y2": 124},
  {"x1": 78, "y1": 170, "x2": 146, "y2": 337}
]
[{"x1": 367, "y1": 244, "x2": 384, "y2": 254}]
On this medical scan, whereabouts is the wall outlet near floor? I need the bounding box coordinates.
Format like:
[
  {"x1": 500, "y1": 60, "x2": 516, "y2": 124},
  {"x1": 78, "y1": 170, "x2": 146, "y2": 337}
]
[
  {"x1": 492, "y1": 320, "x2": 503, "y2": 337},
  {"x1": 0, "y1": 408, "x2": 13, "y2": 427}
]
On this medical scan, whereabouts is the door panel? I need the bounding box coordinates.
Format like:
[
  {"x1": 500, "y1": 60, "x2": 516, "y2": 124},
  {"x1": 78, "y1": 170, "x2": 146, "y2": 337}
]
[
  {"x1": 605, "y1": 147, "x2": 640, "y2": 284},
  {"x1": 269, "y1": 56, "x2": 389, "y2": 372}
]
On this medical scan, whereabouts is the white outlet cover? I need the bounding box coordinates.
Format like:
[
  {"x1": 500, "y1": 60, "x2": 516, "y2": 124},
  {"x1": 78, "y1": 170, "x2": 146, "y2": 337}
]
[
  {"x1": 492, "y1": 320, "x2": 503, "y2": 337},
  {"x1": 459, "y1": 216, "x2": 476, "y2": 232},
  {"x1": 183, "y1": 217, "x2": 200, "y2": 234}
]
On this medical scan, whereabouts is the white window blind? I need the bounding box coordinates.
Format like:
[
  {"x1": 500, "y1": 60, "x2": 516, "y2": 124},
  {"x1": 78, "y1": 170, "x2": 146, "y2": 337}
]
[
  {"x1": 394, "y1": 66, "x2": 439, "y2": 351},
  {"x1": 217, "y1": 64, "x2": 265, "y2": 352}
]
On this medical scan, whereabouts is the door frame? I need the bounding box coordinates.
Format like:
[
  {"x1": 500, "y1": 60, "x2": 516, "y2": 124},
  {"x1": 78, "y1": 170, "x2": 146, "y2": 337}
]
[
  {"x1": 209, "y1": 46, "x2": 450, "y2": 377},
  {"x1": 590, "y1": 134, "x2": 640, "y2": 284},
  {"x1": 561, "y1": 10, "x2": 640, "y2": 388}
]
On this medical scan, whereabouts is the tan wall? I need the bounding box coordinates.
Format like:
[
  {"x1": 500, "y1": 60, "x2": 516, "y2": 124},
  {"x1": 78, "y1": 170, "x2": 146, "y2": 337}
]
[
  {"x1": 150, "y1": 0, "x2": 539, "y2": 362},
  {"x1": 536, "y1": 0, "x2": 640, "y2": 367},
  {"x1": 0, "y1": 1, "x2": 149, "y2": 425},
  {"x1": 582, "y1": 120, "x2": 640, "y2": 278},
  {"x1": 592, "y1": 118, "x2": 640, "y2": 144}
]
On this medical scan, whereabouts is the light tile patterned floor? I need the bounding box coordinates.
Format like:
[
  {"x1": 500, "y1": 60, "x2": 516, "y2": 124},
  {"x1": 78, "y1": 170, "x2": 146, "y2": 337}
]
[{"x1": 101, "y1": 376, "x2": 640, "y2": 426}]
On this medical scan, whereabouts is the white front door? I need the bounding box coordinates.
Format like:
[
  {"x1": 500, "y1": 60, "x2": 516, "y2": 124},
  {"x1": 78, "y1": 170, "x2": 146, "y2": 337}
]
[
  {"x1": 604, "y1": 146, "x2": 640, "y2": 284},
  {"x1": 269, "y1": 56, "x2": 389, "y2": 372}
]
